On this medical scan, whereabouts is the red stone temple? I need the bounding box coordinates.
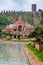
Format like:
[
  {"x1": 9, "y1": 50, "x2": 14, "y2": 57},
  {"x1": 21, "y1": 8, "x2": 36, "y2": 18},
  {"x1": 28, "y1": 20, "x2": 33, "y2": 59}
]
[{"x1": 4, "y1": 16, "x2": 34, "y2": 38}]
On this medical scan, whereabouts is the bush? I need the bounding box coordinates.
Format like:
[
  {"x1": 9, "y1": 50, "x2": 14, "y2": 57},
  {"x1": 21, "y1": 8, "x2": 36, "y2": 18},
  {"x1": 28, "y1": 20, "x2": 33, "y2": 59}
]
[
  {"x1": 29, "y1": 27, "x2": 43, "y2": 40},
  {"x1": 6, "y1": 35, "x2": 12, "y2": 40},
  {"x1": 40, "y1": 19, "x2": 43, "y2": 25}
]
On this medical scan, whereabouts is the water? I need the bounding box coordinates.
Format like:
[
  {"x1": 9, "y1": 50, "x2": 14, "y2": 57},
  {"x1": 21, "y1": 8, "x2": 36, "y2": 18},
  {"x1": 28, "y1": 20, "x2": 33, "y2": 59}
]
[{"x1": 0, "y1": 42, "x2": 30, "y2": 65}]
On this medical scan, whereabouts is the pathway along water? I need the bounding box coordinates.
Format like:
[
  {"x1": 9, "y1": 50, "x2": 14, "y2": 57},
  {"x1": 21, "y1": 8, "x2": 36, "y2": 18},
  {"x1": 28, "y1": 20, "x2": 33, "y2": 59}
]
[{"x1": 0, "y1": 42, "x2": 31, "y2": 65}]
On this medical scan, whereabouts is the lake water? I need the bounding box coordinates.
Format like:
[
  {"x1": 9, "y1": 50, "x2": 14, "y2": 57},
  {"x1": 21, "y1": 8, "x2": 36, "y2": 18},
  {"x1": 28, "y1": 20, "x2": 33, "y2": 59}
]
[{"x1": 0, "y1": 42, "x2": 30, "y2": 65}]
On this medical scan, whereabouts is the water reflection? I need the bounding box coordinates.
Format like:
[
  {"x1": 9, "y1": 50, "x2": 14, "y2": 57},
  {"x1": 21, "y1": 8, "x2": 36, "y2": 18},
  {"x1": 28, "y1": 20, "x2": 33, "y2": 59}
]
[{"x1": 0, "y1": 42, "x2": 30, "y2": 65}]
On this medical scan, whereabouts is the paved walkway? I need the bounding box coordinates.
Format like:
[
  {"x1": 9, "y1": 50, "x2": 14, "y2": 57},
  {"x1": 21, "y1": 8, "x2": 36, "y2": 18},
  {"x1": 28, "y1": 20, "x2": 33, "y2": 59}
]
[{"x1": 0, "y1": 41, "x2": 30, "y2": 65}]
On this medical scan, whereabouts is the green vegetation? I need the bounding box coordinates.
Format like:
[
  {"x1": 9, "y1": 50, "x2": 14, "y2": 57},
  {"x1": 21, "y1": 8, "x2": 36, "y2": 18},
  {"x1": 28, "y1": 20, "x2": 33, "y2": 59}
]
[
  {"x1": 6, "y1": 35, "x2": 12, "y2": 40},
  {"x1": 40, "y1": 11, "x2": 43, "y2": 26},
  {"x1": 21, "y1": 38, "x2": 29, "y2": 41},
  {"x1": 0, "y1": 13, "x2": 35, "y2": 29},
  {"x1": 29, "y1": 27, "x2": 43, "y2": 40},
  {"x1": 0, "y1": 16, "x2": 12, "y2": 30},
  {"x1": 0, "y1": 11, "x2": 43, "y2": 29},
  {"x1": 40, "y1": 19, "x2": 43, "y2": 25},
  {"x1": 41, "y1": 11, "x2": 43, "y2": 18},
  {"x1": 0, "y1": 31, "x2": 12, "y2": 40},
  {"x1": 12, "y1": 38, "x2": 29, "y2": 41},
  {"x1": 0, "y1": 11, "x2": 42, "y2": 30},
  {"x1": 26, "y1": 44, "x2": 43, "y2": 62},
  {"x1": 22, "y1": 15, "x2": 34, "y2": 25}
]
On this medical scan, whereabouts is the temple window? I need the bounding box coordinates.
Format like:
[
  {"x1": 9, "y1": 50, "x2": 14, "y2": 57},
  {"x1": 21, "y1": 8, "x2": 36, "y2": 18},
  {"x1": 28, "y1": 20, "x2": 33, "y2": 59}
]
[
  {"x1": 14, "y1": 29, "x2": 17, "y2": 31},
  {"x1": 18, "y1": 25, "x2": 22, "y2": 31}
]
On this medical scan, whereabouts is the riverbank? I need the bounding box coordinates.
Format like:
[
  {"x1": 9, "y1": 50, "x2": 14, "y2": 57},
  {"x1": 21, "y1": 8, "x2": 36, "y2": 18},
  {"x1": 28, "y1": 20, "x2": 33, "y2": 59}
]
[{"x1": 24, "y1": 45, "x2": 43, "y2": 65}]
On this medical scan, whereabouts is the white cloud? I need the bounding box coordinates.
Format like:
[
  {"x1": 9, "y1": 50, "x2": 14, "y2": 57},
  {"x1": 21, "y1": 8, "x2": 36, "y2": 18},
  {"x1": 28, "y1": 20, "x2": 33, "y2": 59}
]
[
  {"x1": 0, "y1": 0, "x2": 15, "y2": 11},
  {"x1": 0, "y1": 0, "x2": 43, "y2": 11}
]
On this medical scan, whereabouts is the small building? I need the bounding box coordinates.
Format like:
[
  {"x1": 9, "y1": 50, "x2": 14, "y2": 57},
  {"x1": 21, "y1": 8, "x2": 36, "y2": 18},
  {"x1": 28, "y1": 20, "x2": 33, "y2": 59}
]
[{"x1": 5, "y1": 16, "x2": 34, "y2": 38}]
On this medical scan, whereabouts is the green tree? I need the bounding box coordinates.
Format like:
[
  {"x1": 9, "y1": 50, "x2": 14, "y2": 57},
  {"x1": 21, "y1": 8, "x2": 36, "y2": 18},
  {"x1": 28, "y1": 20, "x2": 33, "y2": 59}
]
[
  {"x1": 41, "y1": 11, "x2": 43, "y2": 18},
  {"x1": 29, "y1": 27, "x2": 43, "y2": 41},
  {"x1": 40, "y1": 19, "x2": 43, "y2": 25}
]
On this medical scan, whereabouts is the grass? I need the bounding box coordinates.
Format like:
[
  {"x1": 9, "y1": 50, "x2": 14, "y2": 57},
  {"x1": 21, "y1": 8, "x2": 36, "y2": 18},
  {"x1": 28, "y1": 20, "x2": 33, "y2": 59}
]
[
  {"x1": 0, "y1": 38, "x2": 3, "y2": 41},
  {"x1": 20, "y1": 38, "x2": 29, "y2": 41},
  {"x1": 0, "y1": 38, "x2": 29, "y2": 41},
  {"x1": 12, "y1": 38, "x2": 30, "y2": 41},
  {"x1": 12, "y1": 38, "x2": 18, "y2": 41},
  {"x1": 0, "y1": 38, "x2": 35, "y2": 42},
  {"x1": 26, "y1": 44, "x2": 43, "y2": 62}
]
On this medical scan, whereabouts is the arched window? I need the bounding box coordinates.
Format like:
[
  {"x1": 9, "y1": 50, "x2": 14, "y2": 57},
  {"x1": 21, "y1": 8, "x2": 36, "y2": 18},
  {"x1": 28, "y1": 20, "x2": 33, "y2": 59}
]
[
  {"x1": 14, "y1": 29, "x2": 16, "y2": 31},
  {"x1": 18, "y1": 25, "x2": 22, "y2": 31}
]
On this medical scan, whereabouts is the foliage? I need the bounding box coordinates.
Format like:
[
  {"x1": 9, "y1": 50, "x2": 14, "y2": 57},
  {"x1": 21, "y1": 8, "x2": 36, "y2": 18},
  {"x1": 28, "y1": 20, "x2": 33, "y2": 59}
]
[
  {"x1": 0, "y1": 12, "x2": 41, "y2": 30},
  {"x1": 2, "y1": 32, "x2": 12, "y2": 37},
  {"x1": 41, "y1": 11, "x2": 43, "y2": 18},
  {"x1": 6, "y1": 35, "x2": 12, "y2": 40},
  {"x1": 29, "y1": 31, "x2": 38, "y2": 38},
  {"x1": 0, "y1": 16, "x2": 12, "y2": 30},
  {"x1": 0, "y1": 31, "x2": 12, "y2": 38},
  {"x1": 27, "y1": 18, "x2": 34, "y2": 25},
  {"x1": 0, "y1": 29, "x2": 2, "y2": 37},
  {"x1": 26, "y1": 44, "x2": 43, "y2": 62},
  {"x1": 29, "y1": 27, "x2": 43, "y2": 40},
  {"x1": 40, "y1": 19, "x2": 43, "y2": 25},
  {"x1": 0, "y1": 16, "x2": 12, "y2": 25},
  {"x1": 22, "y1": 15, "x2": 34, "y2": 25}
]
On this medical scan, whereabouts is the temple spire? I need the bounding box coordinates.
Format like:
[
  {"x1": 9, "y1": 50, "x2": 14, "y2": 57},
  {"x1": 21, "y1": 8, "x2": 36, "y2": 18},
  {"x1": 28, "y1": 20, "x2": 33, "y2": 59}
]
[{"x1": 18, "y1": 16, "x2": 22, "y2": 20}]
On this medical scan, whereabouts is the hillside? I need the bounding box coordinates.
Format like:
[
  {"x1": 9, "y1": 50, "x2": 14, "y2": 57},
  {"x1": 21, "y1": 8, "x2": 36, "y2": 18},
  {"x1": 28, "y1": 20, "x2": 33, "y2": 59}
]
[
  {"x1": 0, "y1": 11, "x2": 42, "y2": 30},
  {"x1": 0, "y1": 14, "x2": 12, "y2": 30}
]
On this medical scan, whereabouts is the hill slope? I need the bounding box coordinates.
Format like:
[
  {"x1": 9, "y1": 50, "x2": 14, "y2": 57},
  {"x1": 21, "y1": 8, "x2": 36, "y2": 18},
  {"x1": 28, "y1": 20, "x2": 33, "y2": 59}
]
[
  {"x1": 0, "y1": 14, "x2": 12, "y2": 30},
  {"x1": 0, "y1": 11, "x2": 42, "y2": 30}
]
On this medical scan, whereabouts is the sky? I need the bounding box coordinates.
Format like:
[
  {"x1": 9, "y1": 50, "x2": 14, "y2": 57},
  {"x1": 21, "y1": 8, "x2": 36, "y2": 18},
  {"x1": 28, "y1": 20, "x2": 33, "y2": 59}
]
[{"x1": 0, "y1": 0, "x2": 43, "y2": 11}]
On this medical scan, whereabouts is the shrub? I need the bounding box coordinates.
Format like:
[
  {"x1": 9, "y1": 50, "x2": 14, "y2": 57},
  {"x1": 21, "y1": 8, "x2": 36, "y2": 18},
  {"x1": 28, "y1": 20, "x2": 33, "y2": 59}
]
[{"x1": 29, "y1": 27, "x2": 43, "y2": 41}]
